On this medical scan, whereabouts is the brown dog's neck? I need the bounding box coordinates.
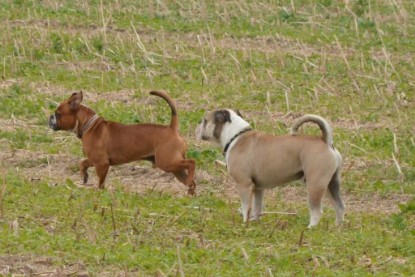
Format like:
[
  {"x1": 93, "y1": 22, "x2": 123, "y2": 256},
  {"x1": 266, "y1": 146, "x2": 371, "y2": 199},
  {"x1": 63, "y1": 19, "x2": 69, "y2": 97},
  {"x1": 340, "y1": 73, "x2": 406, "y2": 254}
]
[{"x1": 74, "y1": 106, "x2": 100, "y2": 139}]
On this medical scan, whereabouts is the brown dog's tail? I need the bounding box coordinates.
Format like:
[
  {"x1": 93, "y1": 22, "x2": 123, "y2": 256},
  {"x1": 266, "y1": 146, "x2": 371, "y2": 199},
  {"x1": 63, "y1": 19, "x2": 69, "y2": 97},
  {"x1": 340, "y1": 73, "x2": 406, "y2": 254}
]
[
  {"x1": 290, "y1": 114, "x2": 334, "y2": 147},
  {"x1": 149, "y1": 91, "x2": 178, "y2": 131}
]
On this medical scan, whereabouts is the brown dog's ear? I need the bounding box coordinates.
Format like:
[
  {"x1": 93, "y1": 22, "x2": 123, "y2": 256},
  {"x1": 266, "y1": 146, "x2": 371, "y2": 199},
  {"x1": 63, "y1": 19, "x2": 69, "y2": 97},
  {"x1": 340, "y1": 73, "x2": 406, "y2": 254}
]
[
  {"x1": 69, "y1": 91, "x2": 83, "y2": 111},
  {"x1": 214, "y1": 109, "x2": 232, "y2": 123}
]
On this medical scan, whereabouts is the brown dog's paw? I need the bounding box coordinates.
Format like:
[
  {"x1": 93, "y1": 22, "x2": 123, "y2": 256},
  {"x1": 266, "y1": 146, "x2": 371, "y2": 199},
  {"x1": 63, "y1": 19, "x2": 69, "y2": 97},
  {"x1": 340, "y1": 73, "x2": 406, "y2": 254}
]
[
  {"x1": 187, "y1": 181, "x2": 197, "y2": 196},
  {"x1": 187, "y1": 188, "x2": 196, "y2": 196},
  {"x1": 81, "y1": 173, "x2": 89, "y2": 185}
]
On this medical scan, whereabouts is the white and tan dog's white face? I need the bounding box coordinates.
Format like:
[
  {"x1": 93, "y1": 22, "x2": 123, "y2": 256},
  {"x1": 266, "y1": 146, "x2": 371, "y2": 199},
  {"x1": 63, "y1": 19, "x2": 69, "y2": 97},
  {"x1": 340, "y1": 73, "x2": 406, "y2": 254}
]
[{"x1": 195, "y1": 109, "x2": 251, "y2": 148}]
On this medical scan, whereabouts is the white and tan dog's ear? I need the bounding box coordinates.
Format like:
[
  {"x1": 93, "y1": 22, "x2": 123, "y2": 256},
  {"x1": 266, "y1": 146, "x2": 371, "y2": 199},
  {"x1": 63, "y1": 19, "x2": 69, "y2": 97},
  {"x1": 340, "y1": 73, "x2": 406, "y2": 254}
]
[
  {"x1": 235, "y1": 109, "x2": 243, "y2": 118},
  {"x1": 214, "y1": 109, "x2": 232, "y2": 123}
]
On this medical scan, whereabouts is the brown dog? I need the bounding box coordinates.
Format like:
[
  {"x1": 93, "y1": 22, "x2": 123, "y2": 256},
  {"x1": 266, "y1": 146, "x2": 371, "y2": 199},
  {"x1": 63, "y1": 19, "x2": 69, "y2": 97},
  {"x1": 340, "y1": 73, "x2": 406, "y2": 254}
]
[
  {"x1": 196, "y1": 109, "x2": 345, "y2": 227},
  {"x1": 49, "y1": 91, "x2": 196, "y2": 195}
]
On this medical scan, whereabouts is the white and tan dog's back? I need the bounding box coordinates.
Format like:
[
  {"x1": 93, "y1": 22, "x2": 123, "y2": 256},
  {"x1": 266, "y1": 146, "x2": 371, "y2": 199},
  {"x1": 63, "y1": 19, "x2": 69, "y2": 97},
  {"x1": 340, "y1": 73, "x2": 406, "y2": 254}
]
[{"x1": 196, "y1": 110, "x2": 345, "y2": 228}]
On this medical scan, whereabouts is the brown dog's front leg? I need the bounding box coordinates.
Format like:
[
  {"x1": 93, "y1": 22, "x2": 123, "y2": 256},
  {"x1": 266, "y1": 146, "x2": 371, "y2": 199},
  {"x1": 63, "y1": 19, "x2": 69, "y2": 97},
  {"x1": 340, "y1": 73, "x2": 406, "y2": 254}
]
[
  {"x1": 158, "y1": 158, "x2": 197, "y2": 195},
  {"x1": 80, "y1": 158, "x2": 92, "y2": 185},
  {"x1": 172, "y1": 160, "x2": 196, "y2": 196},
  {"x1": 185, "y1": 159, "x2": 196, "y2": 195},
  {"x1": 95, "y1": 163, "x2": 110, "y2": 189},
  {"x1": 173, "y1": 170, "x2": 196, "y2": 196}
]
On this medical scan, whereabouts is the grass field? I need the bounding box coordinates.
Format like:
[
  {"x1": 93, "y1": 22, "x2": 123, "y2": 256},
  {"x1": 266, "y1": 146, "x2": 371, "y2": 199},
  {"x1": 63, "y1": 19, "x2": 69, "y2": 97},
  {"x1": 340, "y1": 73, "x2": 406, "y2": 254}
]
[{"x1": 0, "y1": 0, "x2": 414, "y2": 276}]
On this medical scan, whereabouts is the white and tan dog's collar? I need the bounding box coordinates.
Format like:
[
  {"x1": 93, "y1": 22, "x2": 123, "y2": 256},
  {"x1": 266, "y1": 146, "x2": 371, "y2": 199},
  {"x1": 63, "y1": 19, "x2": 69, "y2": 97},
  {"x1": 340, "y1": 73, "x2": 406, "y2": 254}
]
[{"x1": 223, "y1": 127, "x2": 252, "y2": 156}]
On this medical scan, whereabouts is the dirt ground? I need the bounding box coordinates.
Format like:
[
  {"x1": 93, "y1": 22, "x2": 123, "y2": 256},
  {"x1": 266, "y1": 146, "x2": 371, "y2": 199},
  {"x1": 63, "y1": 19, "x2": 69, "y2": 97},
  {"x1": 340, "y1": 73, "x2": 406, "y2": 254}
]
[{"x1": 0, "y1": 255, "x2": 141, "y2": 277}]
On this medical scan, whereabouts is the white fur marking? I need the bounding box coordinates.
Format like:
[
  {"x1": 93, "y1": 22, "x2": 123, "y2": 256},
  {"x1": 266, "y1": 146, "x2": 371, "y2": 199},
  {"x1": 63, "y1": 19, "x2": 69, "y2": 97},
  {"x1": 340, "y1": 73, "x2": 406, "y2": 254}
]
[
  {"x1": 220, "y1": 110, "x2": 251, "y2": 149},
  {"x1": 221, "y1": 110, "x2": 251, "y2": 168}
]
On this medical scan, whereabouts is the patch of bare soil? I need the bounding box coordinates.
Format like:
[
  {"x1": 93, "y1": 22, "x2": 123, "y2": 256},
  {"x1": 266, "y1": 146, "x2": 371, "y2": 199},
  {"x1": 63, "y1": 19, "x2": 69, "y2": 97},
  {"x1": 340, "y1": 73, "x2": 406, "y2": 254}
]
[
  {"x1": 0, "y1": 117, "x2": 24, "y2": 132},
  {"x1": 268, "y1": 185, "x2": 411, "y2": 216},
  {"x1": 0, "y1": 145, "x2": 219, "y2": 197},
  {"x1": 0, "y1": 79, "x2": 20, "y2": 90},
  {"x1": 0, "y1": 255, "x2": 86, "y2": 276},
  {"x1": 0, "y1": 255, "x2": 138, "y2": 276}
]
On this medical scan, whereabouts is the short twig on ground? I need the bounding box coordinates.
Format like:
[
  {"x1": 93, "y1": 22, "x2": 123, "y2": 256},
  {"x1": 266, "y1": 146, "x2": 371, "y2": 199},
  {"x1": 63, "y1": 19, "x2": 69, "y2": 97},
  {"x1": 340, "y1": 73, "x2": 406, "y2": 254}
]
[
  {"x1": 263, "y1": 211, "x2": 297, "y2": 215},
  {"x1": 176, "y1": 246, "x2": 185, "y2": 277},
  {"x1": 268, "y1": 218, "x2": 281, "y2": 238},
  {"x1": 298, "y1": 229, "x2": 306, "y2": 247},
  {"x1": 110, "y1": 201, "x2": 117, "y2": 239},
  {"x1": 227, "y1": 197, "x2": 236, "y2": 226},
  {"x1": 0, "y1": 169, "x2": 6, "y2": 219}
]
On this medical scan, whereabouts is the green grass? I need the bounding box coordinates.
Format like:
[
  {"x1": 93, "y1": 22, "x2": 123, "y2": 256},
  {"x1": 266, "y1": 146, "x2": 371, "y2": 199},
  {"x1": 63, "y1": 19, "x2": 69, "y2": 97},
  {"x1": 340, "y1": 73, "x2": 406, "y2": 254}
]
[
  {"x1": 1, "y1": 175, "x2": 414, "y2": 275},
  {"x1": 0, "y1": 0, "x2": 414, "y2": 275}
]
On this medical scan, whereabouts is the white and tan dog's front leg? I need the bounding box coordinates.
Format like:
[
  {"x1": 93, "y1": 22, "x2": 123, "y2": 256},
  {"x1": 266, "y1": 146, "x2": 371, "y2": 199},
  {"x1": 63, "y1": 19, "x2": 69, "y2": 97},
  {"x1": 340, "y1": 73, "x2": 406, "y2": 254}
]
[{"x1": 236, "y1": 181, "x2": 255, "y2": 222}]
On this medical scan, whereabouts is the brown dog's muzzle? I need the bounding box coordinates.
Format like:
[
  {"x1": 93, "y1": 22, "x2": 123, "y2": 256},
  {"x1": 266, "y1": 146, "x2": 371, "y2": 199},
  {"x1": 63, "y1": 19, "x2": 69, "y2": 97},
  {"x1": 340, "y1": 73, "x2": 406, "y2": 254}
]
[{"x1": 48, "y1": 114, "x2": 60, "y2": 131}]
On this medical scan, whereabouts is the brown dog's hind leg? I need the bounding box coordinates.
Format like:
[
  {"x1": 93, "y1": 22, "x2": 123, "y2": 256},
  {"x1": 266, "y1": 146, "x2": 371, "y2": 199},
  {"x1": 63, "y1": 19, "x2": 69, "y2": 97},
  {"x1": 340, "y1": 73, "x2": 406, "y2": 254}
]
[
  {"x1": 94, "y1": 163, "x2": 110, "y2": 189},
  {"x1": 80, "y1": 158, "x2": 92, "y2": 185}
]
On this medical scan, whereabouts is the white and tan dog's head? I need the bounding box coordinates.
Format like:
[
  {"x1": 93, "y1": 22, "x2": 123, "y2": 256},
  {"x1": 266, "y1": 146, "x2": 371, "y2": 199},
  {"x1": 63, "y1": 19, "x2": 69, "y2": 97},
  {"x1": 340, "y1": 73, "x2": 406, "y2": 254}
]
[{"x1": 195, "y1": 109, "x2": 251, "y2": 148}]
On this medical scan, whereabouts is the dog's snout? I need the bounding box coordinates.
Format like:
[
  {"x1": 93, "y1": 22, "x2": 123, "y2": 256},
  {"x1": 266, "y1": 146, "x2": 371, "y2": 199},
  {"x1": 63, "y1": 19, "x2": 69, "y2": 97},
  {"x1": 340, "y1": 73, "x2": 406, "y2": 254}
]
[
  {"x1": 195, "y1": 123, "x2": 204, "y2": 141},
  {"x1": 48, "y1": 114, "x2": 59, "y2": 130}
]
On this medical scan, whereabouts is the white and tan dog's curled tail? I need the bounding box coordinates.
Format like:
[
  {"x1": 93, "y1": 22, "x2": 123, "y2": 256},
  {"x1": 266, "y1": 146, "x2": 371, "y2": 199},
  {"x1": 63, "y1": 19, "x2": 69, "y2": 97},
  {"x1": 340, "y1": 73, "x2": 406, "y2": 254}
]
[{"x1": 290, "y1": 114, "x2": 334, "y2": 147}]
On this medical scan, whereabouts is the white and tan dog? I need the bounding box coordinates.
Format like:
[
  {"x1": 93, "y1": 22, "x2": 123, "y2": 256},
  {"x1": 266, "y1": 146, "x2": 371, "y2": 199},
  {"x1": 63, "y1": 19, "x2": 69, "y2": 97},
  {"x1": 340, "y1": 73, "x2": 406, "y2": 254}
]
[{"x1": 195, "y1": 109, "x2": 345, "y2": 228}]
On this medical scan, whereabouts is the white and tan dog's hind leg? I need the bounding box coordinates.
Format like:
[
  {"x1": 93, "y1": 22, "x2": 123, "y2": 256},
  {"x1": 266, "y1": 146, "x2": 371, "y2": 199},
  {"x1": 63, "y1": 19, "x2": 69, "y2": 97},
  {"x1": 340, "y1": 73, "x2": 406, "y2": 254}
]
[
  {"x1": 327, "y1": 170, "x2": 346, "y2": 225},
  {"x1": 306, "y1": 176, "x2": 328, "y2": 228},
  {"x1": 303, "y1": 146, "x2": 344, "y2": 228},
  {"x1": 306, "y1": 170, "x2": 345, "y2": 228},
  {"x1": 252, "y1": 189, "x2": 265, "y2": 220}
]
